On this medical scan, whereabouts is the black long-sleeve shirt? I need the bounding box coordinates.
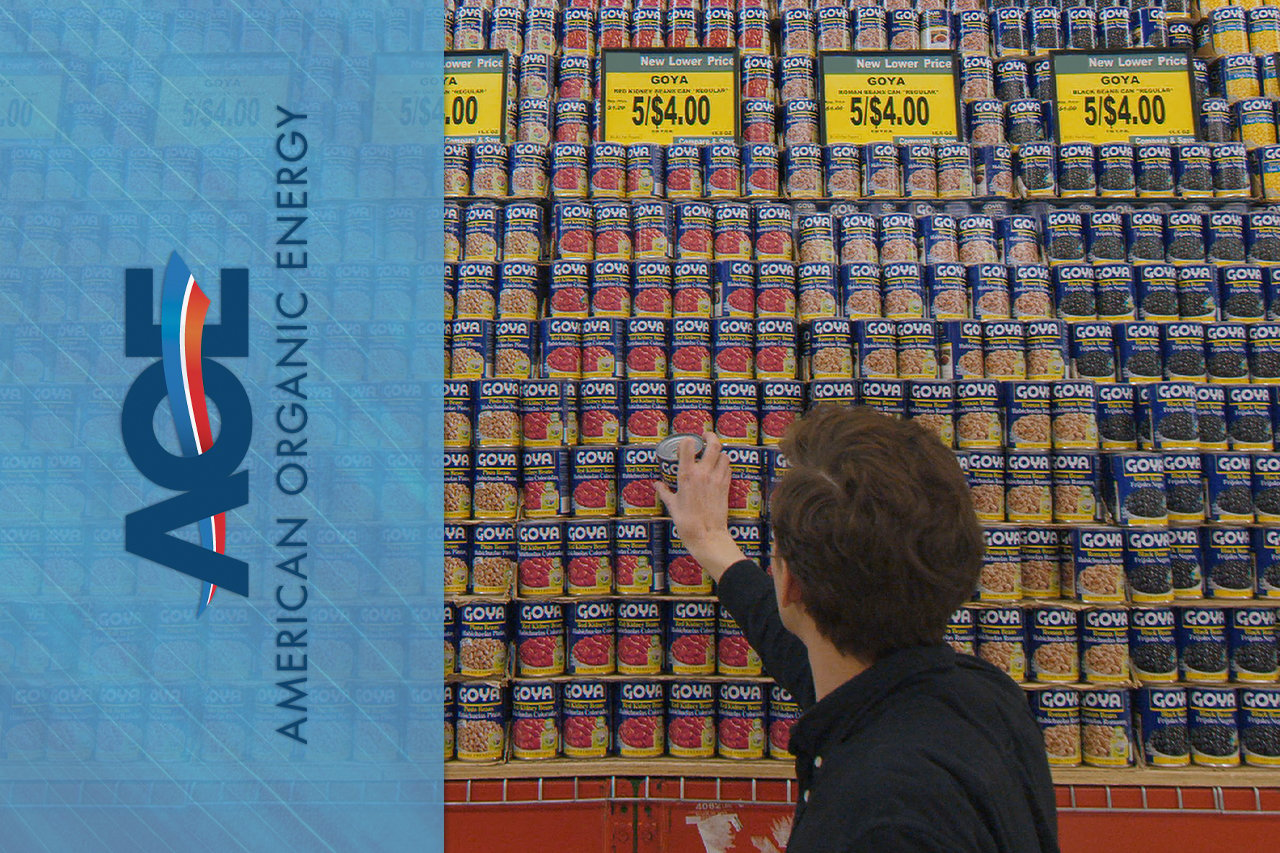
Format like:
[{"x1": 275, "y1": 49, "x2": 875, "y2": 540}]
[{"x1": 716, "y1": 559, "x2": 1060, "y2": 853}]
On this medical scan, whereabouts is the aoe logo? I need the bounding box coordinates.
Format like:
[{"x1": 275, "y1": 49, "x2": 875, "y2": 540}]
[{"x1": 122, "y1": 253, "x2": 250, "y2": 615}]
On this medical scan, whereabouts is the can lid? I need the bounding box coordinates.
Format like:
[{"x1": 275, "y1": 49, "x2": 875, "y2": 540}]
[{"x1": 656, "y1": 433, "x2": 706, "y2": 462}]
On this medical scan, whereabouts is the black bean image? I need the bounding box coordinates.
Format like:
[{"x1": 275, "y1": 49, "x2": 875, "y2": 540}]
[
  {"x1": 1125, "y1": 487, "x2": 1167, "y2": 519},
  {"x1": 1215, "y1": 165, "x2": 1248, "y2": 192},
  {"x1": 1100, "y1": 413, "x2": 1137, "y2": 442},
  {"x1": 1243, "y1": 725, "x2": 1280, "y2": 757},
  {"x1": 1023, "y1": 166, "x2": 1055, "y2": 192},
  {"x1": 1130, "y1": 235, "x2": 1167, "y2": 260},
  {"x1": 1225, "y1": 292, "x2": 1265, "y2": 320},
  {"x1": 1125, "y1": 351, "x2": 1162, "y2": 378},
  {"x1": 1090, "y1": 235, "x2": 1127, "y2": 260},
  {"x1": 1048, "y1": 235, "x2": 1085, "y2": 260},
  {"x1": 1179, "y1": 166, "x2": 1213, "y2": 193},
  {"x1": 1149, "y1": 724, "x2": 1190, "y2": 757},
  {"x1": 1098, "y1": 290, "x2": 1135, "y2": 317},
  {"x1": 1069, "y1": 29, "x2": 1096, "y2": 50},
  {"x1": 1266, "y1": 563, "x2": 1280, "y2": 590},
  {"x1": 1059, "y1": 289, "x2": 1095, "y2": 316},
  {"x1": 1101, "y1": 28, "x2": 1128, "y2": 50},
  {"x1": 1209, "y1": 557, "x2": 1254, "y2": 590},
  {"x1": 1168, "y1": 236, "x2": 1205, "y2": 261},
  {"x1": 1208, "y1": 238, "x2": 1246, "y2": 262},
  {"x1": 1141, "y1": 291, "x2": 1179, "y2": 317},
  {"x1": 1128, "y1": 563, "x2": 1172, "y2": 595},
  {"x1": 1207, "y1": 352, "x2": 1248, "y2": 379},
  {"x1": 1099, "y1": 167, "x2": 1135, "y2": 193},
  {"x1": 1165, "y1": 0, "x2": 1190, "y2": 16},
  {"x1": 1182, "y1": 641, "x2": 1227, "y2": 673},
  {"x1": 1214, "y1": 486, "x2": 1254, "y2": 516},
  {"x1": 1001, "y1": 30, "x2": 1027, "y2": 52},
  {"x1": 1034, "y1": 31, "x2": 1061, "y2": 51},
  {"x1": 1136, "y1": 169, "x2": 1173, "y2": 194},
  {"x1": 1229, "y1": 414, "x2": 1273, "y2": 445},
  {"x1": 1178, "y1": 291, "x2": 1213, "y2": 318},
  {"x1": 1171, "y1": 557, "x2": 1202, "y2": 589},
  {"x1": 1249, "y1": 236, "x2": 1280, "y2": 263},
  {"x1": 1234, "y1": 643, "x2": 1278, "y2": 675},
  {"x1": 1012, "y1": 124, "x2": 1046, "y2": 146},
  {"x1": 1059, "y1": 166, "x2": 1095, "y2": 192},
  {"x1": 997, "y1": 79, "x2": 1029, "y2": 102},
  {"x1": 1202, "y1": 121, "x2": 1231, "y2": 145},
  {"x1": 1249, "y1": 351, "x2": 1280, "y2": 379},
  {"x1": 1166, "y1": 483, "x2": 1205, "y2": 513},
  {"x1": 1132, "y1": 642, "x2": 1176, "y2": 674},
  {"x1": 1254, "y1": 487, "x2": 1280, "y2": 516},
  {"x1": 1168, "y1": 349, "x2": 1206, "y2": 376},
  {"x1": 1192, "y1": 723, "x2": 1238, "y2": 757},
  {"x1": 1075, "y1": 351, "x2": 1115, "y2": 378},
  {"x1": 1198, "y1": 413, "x2": 1227, "y2": 444},
  {"x1": 1157, "y1": 412, "x2": 1198, "y2": 442}
]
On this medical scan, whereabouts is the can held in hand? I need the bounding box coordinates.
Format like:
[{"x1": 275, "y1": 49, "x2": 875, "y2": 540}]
[{"x1": 656, "y1": 433, "x2": 706, "y2": 491}]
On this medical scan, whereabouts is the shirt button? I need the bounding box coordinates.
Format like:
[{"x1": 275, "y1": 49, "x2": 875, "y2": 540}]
[{"x1": 814, "y1": 756, "x2": 823, "y2": 768}]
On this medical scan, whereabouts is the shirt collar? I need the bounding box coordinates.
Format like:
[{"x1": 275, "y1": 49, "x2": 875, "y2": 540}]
[{"x1": 789, "y1": 644, "x2": 957, "y2": 758}]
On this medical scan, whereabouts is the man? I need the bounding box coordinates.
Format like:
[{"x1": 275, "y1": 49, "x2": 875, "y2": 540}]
[{"x1": 657, "y1": 407, "x2": 1059, "y2": 852}]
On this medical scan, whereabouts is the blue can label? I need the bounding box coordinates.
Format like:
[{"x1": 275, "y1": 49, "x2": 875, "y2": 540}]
[
  {"x1": 565, "y1": 519, "x2": 613, "y2": 596},
  {"x1": 717, "y1": 682, "x2": 766, "y2": 759},
  {"x1": 515, "y1": 603, "x2": 566, "y2": 678},
  {"x1": 1135, "y1": 687, "x2": 1190, "y2": 767},
  {"x1": 1130, "y1": 608, "x2": 1178, "y2": 682},
  {"x1": 1005, "y1": 381, "x2": 1052, "y2": 450},
  {"x1": 1188, "y1": 687, "x2": 1241, "y2": 767},
  {"x1": 1179, "y1": 608, "x2": 1229, "y2": 681},
  {"x1": 473, "y1": 447, "x2": 520, "y2": 522},
  {"x1": 458, "y1": 601, "x2": 510, "y2": 678},
  {"x1": 566, "y1": 601, "x2": 616, "y2": 676},
  {"x1": 1240, "y1": 688, "x2": 1280, "y2": 766},
  {"x1": 976, "y1": 607, "x2": 1027, "y2": 682},
  {"x1": 667, "y1": 601, "x2": 716, "y2": 675},
  {"x1": 1080, "y1": 689, "x2": 1133, "y2": 767},
  {"x1": 444, "y1": 522, "x2": 469, "y2": 595},
  {"x1": 1029, "y1": 608, "x2": 1079, "y2": 683},
  {"x1": 456, "y1": 683, "x2": 506, "y2": 761},
  {"x1": 562, "y1": 680, "x2": 611, "y2": 758},
  {"x1": 570, "y1": 445, "x2": 618, "y2": 517},
  {"x1": 1204, "y1": 525, "x2": 1255, "y2": 598},
  {"x1": 614, "y1": 681, "x2": 664, "y2": 756},
  {"x1": 980, "y1": 527, "x2": 1023, "y2": 601},
  {"x1": 511, "y1": 681, "x2": 560, "y2": 760}
]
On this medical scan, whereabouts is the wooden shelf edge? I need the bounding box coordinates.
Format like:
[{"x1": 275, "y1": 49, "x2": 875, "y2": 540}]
[
  {"x1": 446, "y1": 757, "x2": 796, "y2": 780},
  {"x1": 445, "y1": 759, "x2": 1280, "y2": 787}
]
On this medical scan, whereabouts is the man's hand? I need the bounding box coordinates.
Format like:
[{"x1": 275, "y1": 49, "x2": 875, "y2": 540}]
[{"x1": 655, "y1": 431, "x2": 745, "y2": 583}]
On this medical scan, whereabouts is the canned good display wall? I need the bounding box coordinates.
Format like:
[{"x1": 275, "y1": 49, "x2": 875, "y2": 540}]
[{"x1": 442, "y1": 0, "x2": 1280, "y2": 787}]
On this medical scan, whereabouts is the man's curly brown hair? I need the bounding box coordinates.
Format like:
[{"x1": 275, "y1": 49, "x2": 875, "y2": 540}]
[{"x1": 771, "y1": 405, "x2": 985, "y2": 660}]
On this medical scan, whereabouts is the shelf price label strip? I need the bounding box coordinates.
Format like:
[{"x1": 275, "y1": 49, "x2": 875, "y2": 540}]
[
  {"x1": 819, "y1": 51, "x2": 962, "y2": 146},
  {"x1": 1051, "y1": 49, "x2": 1197, "y2": 145},
  {"x1": 443, "y1": 51, "x2": 508, "y2": 143},
  {"x1": 0, "y1": 55, "x2": 64, "y2": 143},
  {"x1": 600, "y1": 49, "x2": 739, "y2": 146},
  {"x1": 154, "y1": 55, "x2": 290, "y2": 148},
  {"x1": 374, "y1": 51, "x2": 507, "y2": 145}
]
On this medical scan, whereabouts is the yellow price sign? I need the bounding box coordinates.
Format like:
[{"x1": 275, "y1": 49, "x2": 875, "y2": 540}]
[
  {"x1": 600, "y1": 49, "x2": 739, "y2": 145},
  {"x1": 819, "y1": 52, "x2": 961, "y2": 146},
  {"x1": 0, "y1": 55, "x2": 63, "y2": 142},
  {"x1": 443, "y1": 51, "x2": 508, "y2": 142},
  {"x1": 1052, "y1": 50, "x2": 1196, "y2": 144}
]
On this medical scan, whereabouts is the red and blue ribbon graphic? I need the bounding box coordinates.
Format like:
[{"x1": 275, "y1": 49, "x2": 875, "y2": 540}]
[{"x1": 160, "y1": 252, "x2": 224, "y2": 615}]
